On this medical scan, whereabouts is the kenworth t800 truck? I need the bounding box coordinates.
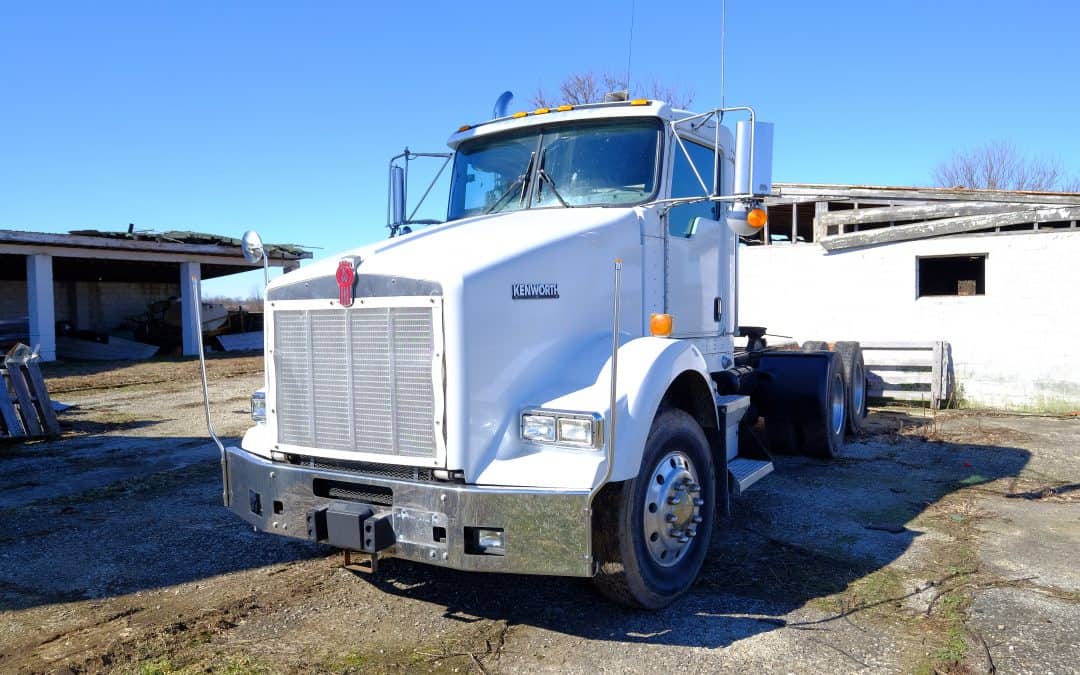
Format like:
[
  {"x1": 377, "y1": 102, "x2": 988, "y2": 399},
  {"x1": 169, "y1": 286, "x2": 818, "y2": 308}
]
[{"x1": 197, "y1": 98, "x2": 866, "y2": 609}]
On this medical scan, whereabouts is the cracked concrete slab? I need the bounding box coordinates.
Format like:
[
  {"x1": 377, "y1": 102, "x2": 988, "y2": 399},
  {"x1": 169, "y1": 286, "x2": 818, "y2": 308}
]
[{"x1": 967, "y1": 587, "x2": 1080, "y2": 675}]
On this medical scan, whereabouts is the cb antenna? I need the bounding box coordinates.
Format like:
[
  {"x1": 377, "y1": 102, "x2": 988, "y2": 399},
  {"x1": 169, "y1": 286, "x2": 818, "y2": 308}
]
[
  {"x1": 625, "y1": 0, "x2": 636, "y2": 98},
  {"x1": 720, "y1": 0, "x2": 727, "y2": 109}
]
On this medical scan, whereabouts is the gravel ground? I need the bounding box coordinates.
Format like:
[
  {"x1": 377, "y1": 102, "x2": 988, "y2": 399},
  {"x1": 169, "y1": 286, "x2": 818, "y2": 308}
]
[{"x1": 0, "y1": 355, "x2": 1077, "y2": 674}]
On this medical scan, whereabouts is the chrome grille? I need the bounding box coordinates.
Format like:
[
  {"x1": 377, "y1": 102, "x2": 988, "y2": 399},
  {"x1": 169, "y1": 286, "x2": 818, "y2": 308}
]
[{"x1": 273, "y1": 305, "x2": 439, "y2": 460}]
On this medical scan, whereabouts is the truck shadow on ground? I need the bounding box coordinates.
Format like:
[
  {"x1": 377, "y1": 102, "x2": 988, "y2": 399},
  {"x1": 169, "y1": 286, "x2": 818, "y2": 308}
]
[
  {"x1": 0, "y1": 437, "x2": 323, "y2": 612},
  {"x1": 364, "y1": 428, "x2": 1030, "y2": 649}
]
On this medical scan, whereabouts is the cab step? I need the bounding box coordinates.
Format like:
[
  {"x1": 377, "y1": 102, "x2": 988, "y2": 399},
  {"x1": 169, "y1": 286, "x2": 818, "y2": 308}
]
[{"x1": 728, "y1": 457, "x2": 774, "y2": 496}]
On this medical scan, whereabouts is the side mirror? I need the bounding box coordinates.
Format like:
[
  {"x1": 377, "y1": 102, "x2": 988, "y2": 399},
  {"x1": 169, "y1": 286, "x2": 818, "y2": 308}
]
[
  {"x1": 240, "y1": 230, "x2": 265, "y2": 264},
  {"x1": 390, "y1": 165, "x2": 406, "y2": 228},
  {"x1": 733, "y1": 120, "x2": 774, "y2": 197}
]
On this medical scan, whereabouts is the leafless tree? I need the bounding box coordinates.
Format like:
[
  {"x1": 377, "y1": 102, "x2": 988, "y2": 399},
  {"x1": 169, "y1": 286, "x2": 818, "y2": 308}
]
[
  {"x1": 532, "y1": 71, "x2": 694, "y2": 109},
  {"x1": 933, "y1": 141, "x2": 1080, "y2": 192}
]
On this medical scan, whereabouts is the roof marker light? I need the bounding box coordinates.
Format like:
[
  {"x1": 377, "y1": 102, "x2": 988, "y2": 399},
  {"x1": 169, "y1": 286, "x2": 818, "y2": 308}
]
[
  {"x1": 512, "y1": 111, "x2": 528, "y2": 118},
  {"x1": 533, "y1": 107, "x2": 550, "y2": 115},
  {"x1": 457, "y1": 124, "x2": 471, "y2": 132},
  {"x1": 556, "y1": 105, "x2": 573, "y2": 111},
  {"x1": 630, "y1": 99, "x2": 650, "y2": 106}
]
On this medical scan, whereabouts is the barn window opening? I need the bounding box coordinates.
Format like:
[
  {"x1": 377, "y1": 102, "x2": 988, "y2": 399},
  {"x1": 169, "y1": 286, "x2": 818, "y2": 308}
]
[{"x1": 917, "y1": 254, "x2": 986, "y2": 297}]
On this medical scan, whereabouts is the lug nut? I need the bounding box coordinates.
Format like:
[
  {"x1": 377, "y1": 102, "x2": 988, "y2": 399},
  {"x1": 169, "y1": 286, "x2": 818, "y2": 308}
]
[
  {"x1": 692, "y1": 497, "x2": 705, "y2": 507},
  {"x1": 668, "y1": 496, "x2": 681, "y2": 505},
  {"x1": 678, "y1": 536, "x2": 690, "y2": 544},
  {"x1": 687, "y1": 527, "x2": 697, "y2": 537},
  {"x1": 692, "y1": 515, "x2": 703, "y2": 524},
  {"x1": 670, "y1": 528, "x2": 684, "y2": 538},
  {"x1": 665, "y1": 513, "x2": 677, "y2": 523}
]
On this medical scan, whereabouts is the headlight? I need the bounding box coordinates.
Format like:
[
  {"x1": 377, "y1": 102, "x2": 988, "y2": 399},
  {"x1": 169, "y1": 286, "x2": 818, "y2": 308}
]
[
  {"x1": 557, "y1": 417, "x2": 594, "y2": 445},
  {"x1": 250, "y1": 389, "x2": 267, "y2": 422},
  {"x1": 521, "y1": 409, "x2": 602, "y2": 448},
  {"x1": 521, "y1": 413, "x2": 556, "y2": 442}
]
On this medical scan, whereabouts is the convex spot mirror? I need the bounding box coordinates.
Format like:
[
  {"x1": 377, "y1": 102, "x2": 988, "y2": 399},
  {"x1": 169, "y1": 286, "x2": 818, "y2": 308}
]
[{"x1": 241, "y1": 230, "x2": 265, "y2": 264}]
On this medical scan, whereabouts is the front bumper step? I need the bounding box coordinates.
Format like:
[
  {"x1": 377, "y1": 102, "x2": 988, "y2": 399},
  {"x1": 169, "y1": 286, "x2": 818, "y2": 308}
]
[{"x1": 308, "y1": 504, "x2": 396, "y2": 554}]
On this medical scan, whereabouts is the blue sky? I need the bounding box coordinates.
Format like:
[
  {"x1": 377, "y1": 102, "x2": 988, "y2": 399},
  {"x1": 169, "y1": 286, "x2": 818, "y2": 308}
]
[{"x1": 2, "y1": 1, "x2": 1078, "y2": 296}]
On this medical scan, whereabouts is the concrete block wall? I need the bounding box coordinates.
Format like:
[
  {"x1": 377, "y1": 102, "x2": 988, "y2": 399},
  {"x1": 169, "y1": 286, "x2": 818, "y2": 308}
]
[
  {"x1": 67, "y1": 281, "x2": 179, "y2": 333},
  {"x1": 0, "y1": 281, "x2": 29, "y2": 318},
  {"x1": 0, "y1": 280, "x2": 179, "y2": 334},
  {"x1": 739, "y1": 231, "x2": 1080, "y2": 412}
]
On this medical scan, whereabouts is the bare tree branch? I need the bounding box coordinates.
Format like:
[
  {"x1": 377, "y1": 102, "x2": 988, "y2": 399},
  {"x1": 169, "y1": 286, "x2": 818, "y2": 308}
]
[
  {"x1": 933, "y1": 141, "x2": 1079, "y2": 192},
  {"x1": 531, "y1": 71, "x2": 694, "y2": 109}
]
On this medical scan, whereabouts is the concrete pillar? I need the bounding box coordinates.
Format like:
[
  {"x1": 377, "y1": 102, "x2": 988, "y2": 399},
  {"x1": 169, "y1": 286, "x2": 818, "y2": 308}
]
[
  {"x1": 26, "y1": 254, "x2": 57, "y2": 361},
  {"x1": 180, "y1": 261, "x2": 202, "y2": 356}
]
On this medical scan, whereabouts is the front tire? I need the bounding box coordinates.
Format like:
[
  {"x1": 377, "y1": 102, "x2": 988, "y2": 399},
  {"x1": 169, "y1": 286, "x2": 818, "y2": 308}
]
[{"x1": 592, "y1": 409, "x2": 716, "y2": 609}]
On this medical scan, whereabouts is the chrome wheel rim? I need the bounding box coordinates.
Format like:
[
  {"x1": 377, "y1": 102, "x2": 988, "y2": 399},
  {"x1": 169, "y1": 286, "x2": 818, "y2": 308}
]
[
  {"x1": 852, "y1": 359, "x2": 866, "y2": 417},
  {"x1": 831, "y1": 372, "x2": 846, "y2": 436},
  {"x1": 642, "y1": 450, "x2": 703, "y2": 567}
]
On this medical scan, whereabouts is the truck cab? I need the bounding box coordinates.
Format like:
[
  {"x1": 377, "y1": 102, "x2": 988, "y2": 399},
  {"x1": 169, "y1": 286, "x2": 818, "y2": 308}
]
[{"x1": 214, "y1": 98, "x2": 850, "y2": 609}]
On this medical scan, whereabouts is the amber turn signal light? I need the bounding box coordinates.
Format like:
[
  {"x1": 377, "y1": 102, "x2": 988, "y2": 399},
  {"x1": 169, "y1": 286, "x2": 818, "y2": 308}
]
[
  {"x1": 650, "y1": 313, "x2": 673, "y2": 337},
  {"x1": 747, "y1": 208, "x2": 768, "y2": 229}
]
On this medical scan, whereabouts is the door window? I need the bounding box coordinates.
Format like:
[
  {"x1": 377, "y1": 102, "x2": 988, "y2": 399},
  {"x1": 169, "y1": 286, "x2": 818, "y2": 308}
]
[{"x1": 668, "y1": 139, "x2": 719, "y2": 237}]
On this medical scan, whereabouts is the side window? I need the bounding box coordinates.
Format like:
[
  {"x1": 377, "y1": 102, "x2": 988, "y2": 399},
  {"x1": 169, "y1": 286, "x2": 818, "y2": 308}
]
[{"x1": 668, "y1": 139, "x2": 718, "y2": 237}]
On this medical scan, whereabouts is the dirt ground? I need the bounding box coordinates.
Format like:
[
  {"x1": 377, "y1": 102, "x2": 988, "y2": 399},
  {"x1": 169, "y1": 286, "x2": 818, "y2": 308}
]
[{"x1": 1, "y1": 355, "x2": 1077, "y2": 674}]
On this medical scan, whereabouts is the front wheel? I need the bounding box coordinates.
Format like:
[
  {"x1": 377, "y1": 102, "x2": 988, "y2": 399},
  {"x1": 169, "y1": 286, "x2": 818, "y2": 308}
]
[{"x1": 592, "y1": 409, "x2": 716, "y2": 609}]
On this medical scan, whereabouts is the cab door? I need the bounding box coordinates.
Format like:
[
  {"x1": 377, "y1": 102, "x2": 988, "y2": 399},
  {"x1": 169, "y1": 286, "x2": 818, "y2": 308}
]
[{"x1": 664, "y1": 138, "x2": 724, "y2": 338}]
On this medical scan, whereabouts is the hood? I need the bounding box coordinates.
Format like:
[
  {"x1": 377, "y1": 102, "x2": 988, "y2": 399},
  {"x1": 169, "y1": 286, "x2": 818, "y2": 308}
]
[{"x1": 267, "y1": 207, "x2": 643, "y2": 298}]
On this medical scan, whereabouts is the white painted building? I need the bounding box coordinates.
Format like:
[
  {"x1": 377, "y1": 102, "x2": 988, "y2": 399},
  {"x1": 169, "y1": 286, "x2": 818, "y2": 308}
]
[
  {"x1": 740, "y1": 184, "x2": 1080, "y2": 412},
  {"x1": 0, "y1": 229, "x2": 309, "y2": 361}
]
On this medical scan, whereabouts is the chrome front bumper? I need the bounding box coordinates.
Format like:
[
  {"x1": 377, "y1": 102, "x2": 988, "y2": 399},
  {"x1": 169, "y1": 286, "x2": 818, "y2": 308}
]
[{"x1": 224, "y1": 447, "x2": 594, "y2": 577}]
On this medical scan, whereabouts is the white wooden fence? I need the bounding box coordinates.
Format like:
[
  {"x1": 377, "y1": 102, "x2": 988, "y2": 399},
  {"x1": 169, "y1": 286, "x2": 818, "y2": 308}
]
[{"x1": 861, "y1": 341, "x2": 953, "y2": 409}]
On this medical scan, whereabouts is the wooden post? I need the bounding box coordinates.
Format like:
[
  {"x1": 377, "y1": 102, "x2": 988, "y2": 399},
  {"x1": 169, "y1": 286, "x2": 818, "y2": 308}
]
[
  {"x1": 813, "y1": 201, "x2": 828, "y2": 242},
  {"x1": 6, "y1": 363, "x2": 43, "y2": 436},
  {"x1": 0, "y1": 369, "x2": 26, "y2": 438},
  {"x1": 21, "y1": 359, "x2": 60, "y2": 435}
]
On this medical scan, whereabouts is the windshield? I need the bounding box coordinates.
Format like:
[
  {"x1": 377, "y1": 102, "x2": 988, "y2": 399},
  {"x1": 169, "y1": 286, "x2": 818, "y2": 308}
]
[{"x1": 447, "y1": 119, "x2": 662, "y2": 221}]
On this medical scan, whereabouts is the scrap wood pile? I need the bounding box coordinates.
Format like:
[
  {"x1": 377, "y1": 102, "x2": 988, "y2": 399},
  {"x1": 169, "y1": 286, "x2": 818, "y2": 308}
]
[{"x1": 0, "y1": 343, "x2": 60, "y2": 441}]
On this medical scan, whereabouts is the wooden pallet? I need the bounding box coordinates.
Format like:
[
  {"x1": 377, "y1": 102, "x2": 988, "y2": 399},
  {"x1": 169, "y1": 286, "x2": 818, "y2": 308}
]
[
  {"x1": 1, "y1": 345, "x2": 60, "y2": 440},
  {"x1": 861, "y1": 341, "x2": 952, "y2": 409}
]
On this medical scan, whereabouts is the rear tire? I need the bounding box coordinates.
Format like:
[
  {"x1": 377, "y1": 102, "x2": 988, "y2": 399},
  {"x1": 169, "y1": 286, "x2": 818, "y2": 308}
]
[
  {"x1": 592, "y1": 409, "x2": 716, "y2": 609},
  {"x1": 834, "y1": 341, "x2": 867, "y2": 434},
  {"x1": 799, "y1": 359, "x2": 847, "y2": 458}
]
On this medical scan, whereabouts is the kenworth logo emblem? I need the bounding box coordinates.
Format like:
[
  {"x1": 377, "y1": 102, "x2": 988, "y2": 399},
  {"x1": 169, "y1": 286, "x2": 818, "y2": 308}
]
[
  {"x1": 512, "y1": 282, "x2": 559, "y2": 300},
  {"x1": 336, "y1": 259, "x2": 356, "y2": 306}
]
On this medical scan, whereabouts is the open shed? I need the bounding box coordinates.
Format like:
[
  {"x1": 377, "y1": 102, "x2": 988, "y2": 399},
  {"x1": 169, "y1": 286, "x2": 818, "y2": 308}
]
[{"x1": 0, "y1": 229, "x2": 310, "y2": 361}]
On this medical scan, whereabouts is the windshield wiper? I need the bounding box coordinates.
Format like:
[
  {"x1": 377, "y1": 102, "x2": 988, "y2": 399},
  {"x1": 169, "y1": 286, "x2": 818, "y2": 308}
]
[
  {"x1": 485, "y1": 152, "x2": 535, "y2": 214},
  {"x1": 538, "y1": 168, "x2": 571, "y2": 207}
]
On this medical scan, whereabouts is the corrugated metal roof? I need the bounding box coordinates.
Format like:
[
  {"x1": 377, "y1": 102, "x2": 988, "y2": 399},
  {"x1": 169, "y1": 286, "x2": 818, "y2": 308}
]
[{"x1": 65, "y1": 229, "x2": 310, "y2": 259}]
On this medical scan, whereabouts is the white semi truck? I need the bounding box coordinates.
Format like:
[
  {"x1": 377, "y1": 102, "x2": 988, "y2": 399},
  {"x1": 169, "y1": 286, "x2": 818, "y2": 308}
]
[{"x1": 197, "y1": 97, "x2": 867, "y2": 609}]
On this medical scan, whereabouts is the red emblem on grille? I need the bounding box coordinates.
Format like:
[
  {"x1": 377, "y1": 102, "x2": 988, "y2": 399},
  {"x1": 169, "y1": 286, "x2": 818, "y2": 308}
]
[{"x1": 336, "y1": 259, "x2": 356, "y2": 306}]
